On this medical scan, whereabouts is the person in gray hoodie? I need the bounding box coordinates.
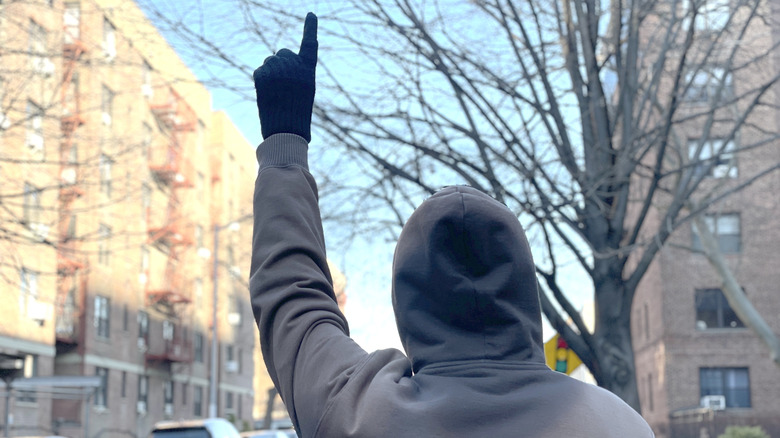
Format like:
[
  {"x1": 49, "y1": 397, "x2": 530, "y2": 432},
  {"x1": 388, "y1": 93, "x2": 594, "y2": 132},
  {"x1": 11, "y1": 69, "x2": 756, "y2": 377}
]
[{"x1": 250, "y1": 12, "x2": 655, "y2": 438}]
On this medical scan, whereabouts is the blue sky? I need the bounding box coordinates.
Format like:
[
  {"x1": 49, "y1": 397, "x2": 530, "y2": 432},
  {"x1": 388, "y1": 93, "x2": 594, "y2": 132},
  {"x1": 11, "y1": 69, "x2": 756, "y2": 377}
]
[{"x1": 138, "y1": 0, "x2": 587, "y2": 352}]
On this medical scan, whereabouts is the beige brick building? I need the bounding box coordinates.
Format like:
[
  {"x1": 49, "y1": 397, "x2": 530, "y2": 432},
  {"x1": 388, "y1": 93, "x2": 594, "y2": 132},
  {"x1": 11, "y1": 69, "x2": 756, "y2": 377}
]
[
  {"x1": 631, "y1": 2, "x2": 780, "y2": 437},
  {"x1": 0, "y1": 1, "x2": 256, "y2": 437}
]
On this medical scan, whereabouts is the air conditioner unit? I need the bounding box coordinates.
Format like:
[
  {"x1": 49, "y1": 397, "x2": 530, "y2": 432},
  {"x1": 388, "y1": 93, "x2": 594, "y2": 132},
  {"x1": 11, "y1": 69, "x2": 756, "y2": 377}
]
[
  {"x1": 136, "y1": 400, "x2": 147, "y2": 415},
  {"x1": 141, "y1": 83, "x2": 154, "y2": 99},
  {"x1": 229, "y1": 265, "x2": 241, "y2": 277},
  {"x1": 701, "y1": 395, "x2": 726, "y2": 410},
  {"x1": 137, "y1": 337, "x2": 147, "y2": 351},
  {"x1": 27, "y1": 299, "x2": 51, "y2": 323},
  {"x1": 164, "y1": 403, "x2": 173, "y2": 417},
  {"x1": 32, "y1": 57, "x2": 55, "y2": 77},
  {"x1": 101, "y1": 112, "x2": 112, "y2": 126},
  {"x1": 227, "y1": 312, "x2": 241, "y2": 326},
  {"x1": 0, "y1": 112, "x2": 10, "y2": 130},
  {"x1": 30, "y1": 223, "x2": 50, "y2": 242},
  {"x1": 225, "y1": 360, "x2": 239, "y2": 373},
  {"x1": 102, "y1": 44, "x2": 116, "y2": 62},
  {"x1": 138, "y1": 272, "x2": 148, "y2": 285},
  {"x1": 26, "y1": 133, "x2": 44, "y2": 152}
]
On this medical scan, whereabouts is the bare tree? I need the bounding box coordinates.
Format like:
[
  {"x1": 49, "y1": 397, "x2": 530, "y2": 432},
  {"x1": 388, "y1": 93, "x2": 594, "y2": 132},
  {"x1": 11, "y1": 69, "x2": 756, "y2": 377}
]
[{"x1": 141, "y1": 0, "x2": 780, "y2": 411}]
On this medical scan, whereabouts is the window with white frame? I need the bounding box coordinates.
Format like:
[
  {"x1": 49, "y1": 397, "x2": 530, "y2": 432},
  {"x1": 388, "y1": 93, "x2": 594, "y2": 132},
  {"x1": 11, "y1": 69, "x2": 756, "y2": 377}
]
[
  {"x1": 138, "y1": 374, "x2": 148, "y2": 411},
  {"x1": 142, "y1": 122, "x2": 152, "y2": 159},
  {"x1": 684, "y1": 67, "x2": 733, "y2": 103},
  {"x1": 63, "y1": 3, "x2": 81, "y2": 44},
  {"x1": 101, "y1": 85, "x2": 114, "y2": 126},
  {"x1": 102, "y1": 17, "x2": 116, "y2": 61},
  {"x1": 164, "y1": 380, "x2": 174, "y2": 414},
  {"x1": 98, "y1": 224, "x2": 111, "y2": 265},
  {"x1": 692, "y1": 213, "x2": 741, "y2": 253},
  {"x1": 194, "y1": 331, "x2": 204, "y2": 363},
  {"x1": 94, "y1": 367, "x2": 108, "y2": 407},
  {"x1": 163, "y1": 320, "x2": 174, "y2": 341},
  {"x1": 700, "y1": 367, "x2": 750, "y2": 408},
  {"x1": 94, "y1": 295, "x2": 110, "y2": 338},
  {"x1": 23, "y1": 182, "x2": 41, "y2": 225},
  {"x1": 19, "y1": 268, "x2": 38, "y2": 317},
  {"x1": 137, "y1": 310, "x2": 149, "y2": 345},
  {"x1": 193, "y1": 385, "x2": 202, "y2": 417},
  {"x1": 29, "y1": 20, "x2": 50, "y2": 76},
  {"x1": 99, "y1": 154, "x2": 112, "y2": 197},
  {"x1": 25, "y1": 100, "x2": 44, "y2": 152},
  {"x1": 688, "y1": 138, "x2": 737, "y2": 178}
]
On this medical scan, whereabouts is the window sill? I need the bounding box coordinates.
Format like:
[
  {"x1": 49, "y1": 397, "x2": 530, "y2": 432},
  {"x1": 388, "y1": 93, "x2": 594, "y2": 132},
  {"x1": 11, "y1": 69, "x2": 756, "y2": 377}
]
[
  {"x1": 695, "y1": 327, "x2": 750, "y2": 333},
  {"x1": 93, "y1": 406, "x2": 110, "y2": 414}
]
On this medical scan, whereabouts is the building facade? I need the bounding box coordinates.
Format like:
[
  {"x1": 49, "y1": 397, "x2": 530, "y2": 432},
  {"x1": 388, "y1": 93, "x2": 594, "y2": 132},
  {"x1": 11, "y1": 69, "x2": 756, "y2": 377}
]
[
  {"x1": 0, "y1": 1, "x2": 256, "y2": 437},
  {"x1": 631, "y1": 1, "x2": 780, "y2": 437}
]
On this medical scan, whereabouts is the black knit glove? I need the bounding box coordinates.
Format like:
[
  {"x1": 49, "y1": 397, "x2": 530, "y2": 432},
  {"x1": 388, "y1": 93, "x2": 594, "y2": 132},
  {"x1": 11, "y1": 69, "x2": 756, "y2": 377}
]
[{"x1": 253, "y1": 13, "x2": 318, "y2": 143}]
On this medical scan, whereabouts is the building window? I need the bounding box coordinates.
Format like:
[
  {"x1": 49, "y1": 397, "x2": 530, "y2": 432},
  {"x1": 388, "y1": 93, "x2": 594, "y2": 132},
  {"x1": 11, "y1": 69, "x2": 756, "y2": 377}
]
[
  {"x1": 194, "y1": 332, "x2": 204, "y2": 363},
  {"x1": 163, "y1": 320, "x2": 174, "y2": 341},
  {"x1": 19, "y1": 268, "x2": 38, "y2": 317},
  {"x1": 692, "y1": 213, "x2": 741, "y2": 254},
  {"x1": 98, "y1": 224, "x2": 112, "y2": 265},
  {"x1": 689, "y1": 139, "x2": 737, "y2": 179},
  {"x1": 66, "y1": 213, "x2": 77, "y2": 240},
  {"x1": 18, "y1": 354, "x2": 38, "y2": 403},
  {"x1": 63, "y1": 3, "x2": 81, "y2": 43},
  {"x1": 140, "y1": 246, "x2": 150, "y2": 277},
  {"x1": 195, "y1": 225, "x2": 204, "y2": 248},
  {"x1": 25, "y1": 100, "x2": 44, "y2": 153},
  {"x1": 700, "y1": 367, "x2": 750, "y2": 408},
  {"x1": 181, "y1": 382, "x2": 187, "y2": 405},
  {"x1": 137, "y1": 310, "x2": 149, "y2": 345},
  {"x1": 238, "y1": 348, "x2": 243, "y2": 374},
  {"x1": 164, "y1": 380, "x2": 174, "y2": 411},
  {"x1": 138, "y1": 374, "x2": 148, "y2": 410},
  {"x1": 121, "y1": 371, "x2": 127, "y2": 398},
  {"x1": 684, "y1": 67, "x2": 733, "y2": 103},
  {"x1": 122, "y1": 304, "x2": 128, "y2": 331},
  {"x1": 226, "y1": 391, "x2": 234, "y2": 411},
  {"x1": 99, "y1": 154, "x2": 112, "y2": 197},
  {"x1": 101, "y1": 85, "x2": 114, "y2": 126},
  {"x1": 23, "y1": 182, "x2": 41, "y2": 225},
  {"x1": 29, "y1": 20, "x2": 51, "y2": 76},
  {"x1": 95, "y1": 367, "x2": 108, "y2": 407},
  {"x1": 94, "y1": 295, "x2": 110, "y2": 338},
  {"x1": 102, "y1": 17, "x2": 116, "y2": 61},
  {"x1": 142, "y1": 122, "x2": 152, "y2": 159},
  {"x1": 193, "y1": 386, "x2": 202, "y2": 417},
  {"x1": 695, "y1": 288, "x2": 745, "y2": 330},
  {"x1": 141, "y1": 183, "x2": 151, "y2": 221},
  {"x1": 195, "y1": 278, "x2": 203, "y2": 308}
]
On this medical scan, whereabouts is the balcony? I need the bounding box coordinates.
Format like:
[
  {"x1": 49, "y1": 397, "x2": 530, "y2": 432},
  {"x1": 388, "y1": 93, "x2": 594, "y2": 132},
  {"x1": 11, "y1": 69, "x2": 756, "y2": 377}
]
[{"x1": 148, "y1": 145, "x2": 194, "y2": 188}]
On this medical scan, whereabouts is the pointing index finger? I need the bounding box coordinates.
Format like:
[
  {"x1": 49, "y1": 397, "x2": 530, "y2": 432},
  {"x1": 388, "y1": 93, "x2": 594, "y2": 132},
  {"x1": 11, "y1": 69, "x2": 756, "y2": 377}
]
[{"x1": 299, "y1": 12, "x2": 318, "y2": 67}]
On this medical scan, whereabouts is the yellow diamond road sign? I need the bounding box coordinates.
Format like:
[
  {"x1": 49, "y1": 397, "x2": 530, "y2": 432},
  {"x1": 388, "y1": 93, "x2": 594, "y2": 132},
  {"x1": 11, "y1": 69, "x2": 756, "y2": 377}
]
[{"x1": 544, "y1": 333, "x2": 583, "y2": 375}]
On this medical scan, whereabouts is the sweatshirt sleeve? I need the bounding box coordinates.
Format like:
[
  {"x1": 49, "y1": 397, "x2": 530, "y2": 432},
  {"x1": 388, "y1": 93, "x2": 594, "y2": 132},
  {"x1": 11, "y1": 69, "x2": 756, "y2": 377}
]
[{"x1": 249, "y1": 133, "x2": 371, "y2": 436}]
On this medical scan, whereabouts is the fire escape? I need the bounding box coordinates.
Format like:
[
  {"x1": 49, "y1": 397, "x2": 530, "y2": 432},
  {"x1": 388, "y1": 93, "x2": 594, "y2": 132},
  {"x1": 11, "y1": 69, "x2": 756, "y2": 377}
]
[
  {"x1": 55, "y1": 18, "x2": 87, "y2": 349},
  {"x1": 145, "y1": 86, "x2": 196, "y2": 364}
]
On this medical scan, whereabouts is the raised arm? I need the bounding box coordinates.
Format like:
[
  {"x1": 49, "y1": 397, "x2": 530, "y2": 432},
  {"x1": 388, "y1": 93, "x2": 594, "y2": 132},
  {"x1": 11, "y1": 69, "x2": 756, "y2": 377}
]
[{"x1": 249, "y1": 13, "x2": 371, "y2": 436}]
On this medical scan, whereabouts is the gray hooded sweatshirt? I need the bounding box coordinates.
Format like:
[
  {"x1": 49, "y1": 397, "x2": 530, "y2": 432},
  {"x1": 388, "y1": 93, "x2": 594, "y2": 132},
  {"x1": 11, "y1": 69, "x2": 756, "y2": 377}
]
[{"x1": 250, "y1": 133, "x2": 654, "y2": 438}]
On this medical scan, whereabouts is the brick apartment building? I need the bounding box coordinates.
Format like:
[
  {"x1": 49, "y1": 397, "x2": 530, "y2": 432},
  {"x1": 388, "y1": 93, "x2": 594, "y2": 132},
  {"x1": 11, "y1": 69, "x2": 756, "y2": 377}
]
[
  {"x1": 0, "y1": 1, "x2": 256, "y2": 437},
  {"x1": 630, "y1": 1, "x2": 780, "y2": 437}
]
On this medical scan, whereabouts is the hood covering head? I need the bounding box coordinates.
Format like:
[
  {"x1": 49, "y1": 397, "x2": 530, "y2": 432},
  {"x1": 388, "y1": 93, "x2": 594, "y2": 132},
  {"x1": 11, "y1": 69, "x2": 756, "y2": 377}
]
[{"x1": 392, "y1": 186, "x2": 545, "y2": 372}]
